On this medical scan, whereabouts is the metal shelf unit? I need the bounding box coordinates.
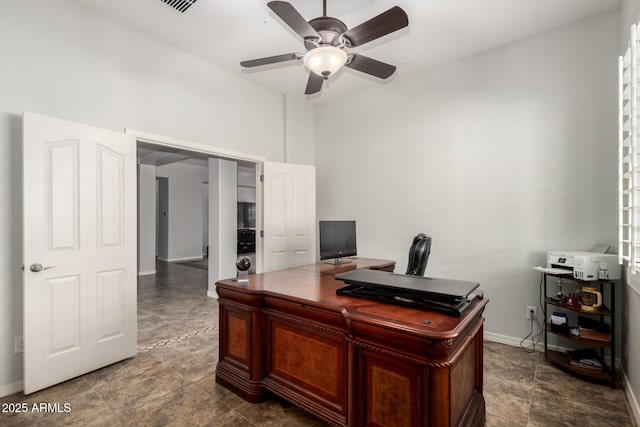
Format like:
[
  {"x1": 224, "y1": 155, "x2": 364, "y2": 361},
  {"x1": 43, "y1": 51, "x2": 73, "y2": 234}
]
[{"x1": 542, "y1": 273, "x2": 616, "y2": 388}]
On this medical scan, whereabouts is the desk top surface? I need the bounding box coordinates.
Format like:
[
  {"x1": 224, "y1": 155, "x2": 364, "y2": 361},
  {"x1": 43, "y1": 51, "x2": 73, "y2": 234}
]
[{"x1": 216, "y1": 258, "x2": 488, "y2": 340}]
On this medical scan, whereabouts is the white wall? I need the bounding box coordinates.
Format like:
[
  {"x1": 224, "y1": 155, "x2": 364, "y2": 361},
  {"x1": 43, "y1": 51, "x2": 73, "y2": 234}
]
[
  {"x1": 285, "y1": 95, "x2": 315, "y2": 165},
  {"x1": 138, "y1": 164, "x2": 157, "y2": 274},
  {"x1": 208, "y1": 158, "x2": 238, "y2": 295},
  {"x1": 155, "y1": 162, "x2": 209, "y2": 262},
  {"x1": 623, "y1": 277, "x2": 640, "y2": 422},
  {"x1": 315, "y1": 11, "x2": 619, "y2": 344},
  {"x1": 0, "y1": 0, "x2": 286, "y2": 394},
  {"x1": 620, "y1": 0, "x2": 640, "y2": 422}
]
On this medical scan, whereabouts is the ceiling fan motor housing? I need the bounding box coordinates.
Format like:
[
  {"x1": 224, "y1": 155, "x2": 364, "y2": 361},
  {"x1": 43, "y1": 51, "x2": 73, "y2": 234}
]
[{"x1": 305, "y1": 16, "x2": 348, "y2": 50}]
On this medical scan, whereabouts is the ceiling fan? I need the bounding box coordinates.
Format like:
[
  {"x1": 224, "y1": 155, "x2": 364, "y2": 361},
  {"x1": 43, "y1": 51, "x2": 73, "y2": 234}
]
[{"x1": 240, "y1": 1, "x2": 409, "y2": 95}]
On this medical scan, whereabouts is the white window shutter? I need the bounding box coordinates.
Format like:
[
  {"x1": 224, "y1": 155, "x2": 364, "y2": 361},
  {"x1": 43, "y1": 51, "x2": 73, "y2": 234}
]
[{"x1": 620, "y1": 23, "x2": 640, "y2": 273}]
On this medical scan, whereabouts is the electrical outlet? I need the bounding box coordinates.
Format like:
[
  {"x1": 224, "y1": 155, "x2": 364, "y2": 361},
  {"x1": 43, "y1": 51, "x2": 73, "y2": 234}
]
[
  {"x1": 526, "y1": 306, "x2": 537, "y2": 320},
  {"x1": 14, "y1": 336, "x2": 23, "y2": 354}
]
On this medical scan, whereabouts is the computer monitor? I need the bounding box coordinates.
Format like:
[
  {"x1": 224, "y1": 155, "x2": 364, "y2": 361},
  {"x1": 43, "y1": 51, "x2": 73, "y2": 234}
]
[{"x1": 319, "y1": 220, "x2": 357, "y2": 264}]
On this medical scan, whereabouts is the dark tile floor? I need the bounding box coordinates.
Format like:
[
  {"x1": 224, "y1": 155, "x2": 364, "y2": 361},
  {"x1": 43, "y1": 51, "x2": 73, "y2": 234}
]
[{"x1": 0, "y1": 261, "x2": 635, "y2": 426}]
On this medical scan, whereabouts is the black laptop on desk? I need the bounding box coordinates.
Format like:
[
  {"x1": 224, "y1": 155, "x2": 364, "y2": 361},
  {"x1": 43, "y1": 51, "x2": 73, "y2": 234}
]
[{"x1": 335, "y1": 269, "x2": 481, "y2": 317}]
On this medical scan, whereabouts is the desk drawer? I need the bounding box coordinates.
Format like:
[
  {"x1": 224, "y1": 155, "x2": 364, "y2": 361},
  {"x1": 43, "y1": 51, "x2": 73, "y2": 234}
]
[{"x1": 264, "y1": 296, "x2": 346, "y2": 331}]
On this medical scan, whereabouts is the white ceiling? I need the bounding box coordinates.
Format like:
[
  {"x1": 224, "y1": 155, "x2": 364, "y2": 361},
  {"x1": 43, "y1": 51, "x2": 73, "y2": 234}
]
[{"x1": 74, "y1": 0, "x2": 621, "y2": 103}]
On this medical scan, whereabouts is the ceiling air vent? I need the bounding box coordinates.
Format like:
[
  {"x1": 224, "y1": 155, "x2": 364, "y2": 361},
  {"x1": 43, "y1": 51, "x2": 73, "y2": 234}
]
[{"x1": 160, "y1": 0, "x2": 198, "y2": 13}]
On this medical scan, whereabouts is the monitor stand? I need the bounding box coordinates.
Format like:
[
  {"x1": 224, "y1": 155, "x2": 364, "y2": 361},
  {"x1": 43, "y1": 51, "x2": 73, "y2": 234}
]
[{"x1": 324, "y1": 257, "x2": 352, "y2": 265}]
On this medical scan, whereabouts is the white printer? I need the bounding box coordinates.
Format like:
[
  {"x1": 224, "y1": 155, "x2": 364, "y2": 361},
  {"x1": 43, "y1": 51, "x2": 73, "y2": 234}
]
[{"x1": 547, "y1": 251, "x2": 620, "y2": 281}]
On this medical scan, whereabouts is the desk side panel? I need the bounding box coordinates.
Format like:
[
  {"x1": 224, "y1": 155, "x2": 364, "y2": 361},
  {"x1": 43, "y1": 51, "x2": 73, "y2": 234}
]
[
  {"x1": 219, "y1": 304, "x2": 251, "y2": 371},
  {"x1": 216, "y1": 298, "x2": 266, "y2": 403},
  {"x1": 430, "y1": 321, "x2": 485, "y2": 427}
]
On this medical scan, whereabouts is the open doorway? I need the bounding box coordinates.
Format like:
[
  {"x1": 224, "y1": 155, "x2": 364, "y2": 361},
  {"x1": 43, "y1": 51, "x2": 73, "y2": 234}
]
[
  {"x1": 137, "y1": 143, "x2": 260, "y2": 275},
  {"x1": 156, "y1": 176, "x2": 169, "y2": 262},
  {"x1": 202, "y1": 181, "x2": 209, "y2": 261},
  {"x1": 135, "y1": 139, "x2": 261, "y2": 351}
]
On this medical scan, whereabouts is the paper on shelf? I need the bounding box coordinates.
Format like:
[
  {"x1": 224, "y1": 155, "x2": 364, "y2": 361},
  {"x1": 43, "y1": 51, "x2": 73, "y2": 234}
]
[{"x1": 532, "y1": 266, "x2": 573, "y2": 275}]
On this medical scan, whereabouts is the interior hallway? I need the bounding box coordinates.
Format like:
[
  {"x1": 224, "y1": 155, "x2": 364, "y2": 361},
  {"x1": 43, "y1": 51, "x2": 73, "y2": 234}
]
[{"x1": 0, "y1": 261, "x2": 634, "y2": 426}]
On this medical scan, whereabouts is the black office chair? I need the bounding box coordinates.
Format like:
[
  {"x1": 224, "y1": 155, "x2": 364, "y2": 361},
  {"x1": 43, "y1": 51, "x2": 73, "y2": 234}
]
[{"x1": 406, "y1": 233, "x2": 431, "y2": 276}]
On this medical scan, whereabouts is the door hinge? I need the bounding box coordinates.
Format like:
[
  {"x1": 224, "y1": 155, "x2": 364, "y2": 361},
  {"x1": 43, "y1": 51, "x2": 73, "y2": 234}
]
[
  {"x1": 260, "y1": 230, "x2": 264, "y2": 238},
  {"x1": 260, "y1": 174, "x2": 264, "y2": 182}
]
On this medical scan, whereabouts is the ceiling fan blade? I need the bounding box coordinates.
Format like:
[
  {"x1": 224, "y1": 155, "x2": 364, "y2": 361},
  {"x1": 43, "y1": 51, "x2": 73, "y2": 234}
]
[
  {"x1": 267, "y1": 1, "x2": 320, "y2": 40},
  {"x1": 305, "y1": 72, "x2": 324, "y2": 95},
  {"x1": 240, "y1": 53, "x2": 300, "y2": 68},
  {"x1": 346, "y1": 54, "x2": 396, "y2": 79},
  {"x1": 342, "y1": 6, "x2": 408, "y2": 47}
]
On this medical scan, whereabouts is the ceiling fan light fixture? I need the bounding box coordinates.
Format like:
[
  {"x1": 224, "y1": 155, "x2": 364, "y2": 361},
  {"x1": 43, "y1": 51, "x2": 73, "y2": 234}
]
[{"x1": 303, "y1": 46, "x2": 347, "y2": 78}]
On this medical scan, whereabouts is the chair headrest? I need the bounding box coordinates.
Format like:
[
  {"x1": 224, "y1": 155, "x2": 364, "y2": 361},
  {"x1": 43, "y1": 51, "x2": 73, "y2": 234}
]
[{"x1": 406, "y1": 234, "x2": 431, "y2": 276}]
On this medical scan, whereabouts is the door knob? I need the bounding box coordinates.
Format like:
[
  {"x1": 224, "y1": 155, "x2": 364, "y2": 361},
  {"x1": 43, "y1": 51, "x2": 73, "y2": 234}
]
[{"x1": 29, "y1": 263, "x2": 56, "y2": 273}]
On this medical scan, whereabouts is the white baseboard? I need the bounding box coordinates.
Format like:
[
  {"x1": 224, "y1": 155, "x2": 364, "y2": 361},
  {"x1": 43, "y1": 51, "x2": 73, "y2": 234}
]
[
  {"x1": 484, "y1": 331, "x2": 531, "y2": 348},
  {"x1": 166, "y1": 256, "x2": 204, "y2": 263},
  {"x1": 0, "y1": 380, "x2": 23, "y2": 398},
  {"x1": 623, "y1": 369, "x2": 640, "y2": 427},
  {"x1": 483, "y1": 330, "x2": 566, "y2": 352},
  {"x1": 484, "y1": 330, "x2": 576, "y2": 353},
  {"x1": 207, "y1": 290, "x2": 218, "y2": 299},
  {"x1": 137, "y1": 270, "x2": 156, "y2": 276}
]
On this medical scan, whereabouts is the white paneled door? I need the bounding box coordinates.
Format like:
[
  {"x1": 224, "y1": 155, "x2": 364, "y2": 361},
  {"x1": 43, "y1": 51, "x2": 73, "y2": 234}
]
[
  {"x1": 22, "y1": 112, "x2": 137, "y2": 394},
  {"x1": 263, "y1": 161, "x2": 316, "y2": 272}
]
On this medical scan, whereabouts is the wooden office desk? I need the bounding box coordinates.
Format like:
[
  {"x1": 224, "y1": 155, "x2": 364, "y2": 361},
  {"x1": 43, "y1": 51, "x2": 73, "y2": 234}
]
[{"x1": 215, "y1": 258, "x2": 487, "y2": 427}]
